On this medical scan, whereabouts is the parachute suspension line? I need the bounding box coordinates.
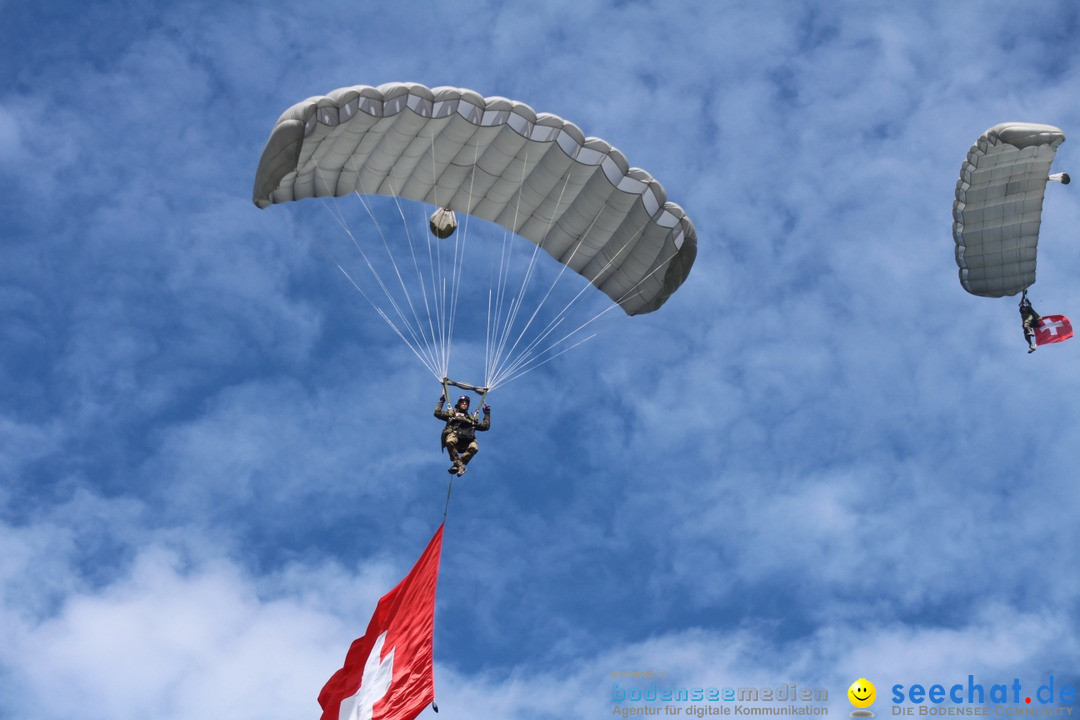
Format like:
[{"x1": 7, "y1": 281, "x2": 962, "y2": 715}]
[
  {"x1": 429, "y1": 205, "x2": 450, "y2": 379},
  {"x1": 486, "y1": 150, "x2": 582, "y2": 389},
  {"x1": 486, "y1": 222, "x2": 519, "y2": 388},
  {"x1": 438, "y1": 138, "x2": 483, "y2": 379},
  {"x1": 313, "y1": 196, "x2": 442, "y2": 381},
  {"x1": 423, "y1": 199, "x2": 449, "y2": 378},
  {"x1": 393, "y1": 184, "x2": 442, "y2": 366},
  {"x1": 493, "y1": 246, "x2": 639, "y2": 388},
  {"x1": 424, "y1": 131, "x2": 452, "y2": 378},
  {"x1": 341, "y1": 188, "x2": 443, "y2": 377},
  {"x1": 488, "y1": 214, "x2": 660, "y2": 391},
  {"x1": 486, "y1": 144, "x2": 544, "y2": 386},
  {"x1": 486, "y1": 198, "x2": 629, "y2": 390},
  {"x1": 491, "y1": 214, "x2": 686, "y2": 392},
  {"x1": 354, "y1": 179, "x2": 443, "y2": 372},
  {"x1": 308, "y1": 162, "x2": 442, "y2": 375},
  {"x1": 486, "y1": 221, "x2": 529, "y2": 387},
  {"x1": 486, "y1": 202, "x2": 611, "y2": 388},
  {"x1": 446, "y1": 196, "x2": 471, "y2": 376},
  {"x1": 421, "y1": 203, "x2": 451, "y2": 380},
  {"x1": 514, "y1": 241, "x2": 692, "y2": 384},
  {"x1": 381, "y1": 180, "x2": 447, "y2": 378},
  {"x1": 489, "y1": 331, "x2": 601, "y2": 390},
  {"x1": 310, "y1": 160, "x2": 444, "y2": 377},
  {"x1": 486, "y1": 144, "x2": 543, "y2": 387},
  {"x1": 490, "y1": 146, "x2": 558, "y2": 382},
  {"x1": 332, "y1": 256, "x2": 442, "y2": 378},
  {"x1": 488, "y1": 299, "x2": 615, "y2": 391}
]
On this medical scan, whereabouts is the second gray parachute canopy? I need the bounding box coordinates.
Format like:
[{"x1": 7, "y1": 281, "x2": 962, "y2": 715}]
[{"x1": 953, "y1": 122, "x2": 1068, "y2": 298}]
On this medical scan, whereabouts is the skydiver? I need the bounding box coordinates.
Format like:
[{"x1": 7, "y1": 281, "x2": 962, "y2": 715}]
[
  {"x1": 435, "y1": 394, "x2": 490, "y2": 476},
  {"x1": 1020, "y1": 293, "x2": 1041, "y2": 353}
]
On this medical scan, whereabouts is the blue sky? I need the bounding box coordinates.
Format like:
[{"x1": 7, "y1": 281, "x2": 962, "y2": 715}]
[{"x1": 3, "y1": 1, "x2": 1080, "y2": 718}]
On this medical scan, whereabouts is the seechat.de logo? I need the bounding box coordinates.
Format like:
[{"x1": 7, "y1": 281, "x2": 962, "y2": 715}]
[{"x1": 849, "y1": 678, "x2": 877, "y2": 717}]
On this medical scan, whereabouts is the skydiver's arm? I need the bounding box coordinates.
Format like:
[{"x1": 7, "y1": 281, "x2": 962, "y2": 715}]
[{"x1": 476, "y1": 408, "x2": 490, "y2": 431}]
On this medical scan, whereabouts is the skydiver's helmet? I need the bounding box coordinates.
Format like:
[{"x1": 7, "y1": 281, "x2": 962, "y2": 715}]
[{"x1": 455, "y1": 396, "x2": 470, "y2": 412}]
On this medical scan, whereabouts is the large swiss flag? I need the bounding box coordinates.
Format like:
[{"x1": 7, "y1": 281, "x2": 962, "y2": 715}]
[
  {"x1": 1036, "y1": 315, "x2": 1073, "y2": 346},
  {"x1": 319, "y1": 524, "x2": 444, "y2": 720}
]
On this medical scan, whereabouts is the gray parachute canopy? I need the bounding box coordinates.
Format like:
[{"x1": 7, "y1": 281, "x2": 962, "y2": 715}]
[
  {"x1": 252, "y1": 82, "x2": 696, "y2": 315},
  {"x1": 953, "y1": 122, "x2": 1067, "y2": 298}
]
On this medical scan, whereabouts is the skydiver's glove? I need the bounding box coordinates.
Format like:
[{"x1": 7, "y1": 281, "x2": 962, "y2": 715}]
[
  {"x1": 439, "y1": 394, "x2": 446, "y2": 403},
  {"x1": 483, "y1": 405, "x2": 490, "y2": 414}
]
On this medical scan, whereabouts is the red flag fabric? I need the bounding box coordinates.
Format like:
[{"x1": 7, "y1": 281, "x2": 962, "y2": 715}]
[
  {"x1": 319, "y1": 524, "x2": 444, "y2": 720},
  {"x1": 1036, "y1": 315, "x2": 1073, "y2": 346}
]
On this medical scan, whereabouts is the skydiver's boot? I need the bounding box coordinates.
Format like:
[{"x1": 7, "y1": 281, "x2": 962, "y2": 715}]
[
  {"x1": 1029, "y1": 344, "x2": 1037, "y2": 353},
  {"x1": 447, "y1": 446, "x2": 462, "y2": 474},
  {"x1": 459, "y1": 442, "x2": 477, "y2": 468}
]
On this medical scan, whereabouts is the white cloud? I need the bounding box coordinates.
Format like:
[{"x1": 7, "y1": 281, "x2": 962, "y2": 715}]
[{"x1": 0, "y1": 503, "x2": 412, "y2": 720}]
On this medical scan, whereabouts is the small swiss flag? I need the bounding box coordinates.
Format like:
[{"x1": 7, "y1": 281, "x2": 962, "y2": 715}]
[
  {"x1": 1036, "y1": 315, "x2": 1073, "y2": 346},
  {"x1": 319, "y1": 524, "x2": 443, "y2": 720}
]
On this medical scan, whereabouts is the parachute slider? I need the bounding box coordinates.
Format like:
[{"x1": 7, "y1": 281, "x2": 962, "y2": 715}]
[
  {"x1": 1049, "y1": 172, "x2": 1071, "y2": 185},
  {"x1": 429, "y1": 208, "x2": 458, "y2": 238}
]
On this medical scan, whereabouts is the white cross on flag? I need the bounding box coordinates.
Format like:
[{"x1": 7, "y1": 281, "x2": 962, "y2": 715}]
[
  {"x1": 319, "y1": 524, "x2": 444, "y2": 720},
  {"x1": 1036, "y1": 315, "x2": 1074, "y2": 346}
]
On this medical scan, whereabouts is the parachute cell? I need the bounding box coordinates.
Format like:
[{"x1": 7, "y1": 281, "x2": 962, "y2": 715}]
[
  {"x1": 252, "y1": 82, "x2": 696, "y2": 315},
  {"x1": 953, "y1": 122, "x2": 1066, "y2": 298}
]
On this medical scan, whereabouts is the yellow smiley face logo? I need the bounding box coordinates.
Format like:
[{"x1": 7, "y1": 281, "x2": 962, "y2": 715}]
[{"x1": 848, "y1": 678, "x2": 876, "y2": 708}]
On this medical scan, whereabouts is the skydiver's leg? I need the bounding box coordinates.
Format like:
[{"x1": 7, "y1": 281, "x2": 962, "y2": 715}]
[
  {"x1": 460, "y1": 440, "x2": 479, "y2": 466},
  {"x1": 444, "y1": 432, "x2": 463, "y2": 473}
]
